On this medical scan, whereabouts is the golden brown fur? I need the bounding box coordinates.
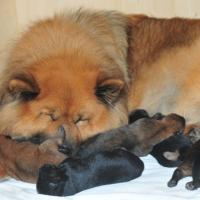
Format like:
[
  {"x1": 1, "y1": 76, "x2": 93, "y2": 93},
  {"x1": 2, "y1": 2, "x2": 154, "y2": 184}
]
[
  {"x1": 1, "y1": 9, "x2": 200, "y2": 178},
  {"x1": 0, "y1": 10, "x2": 130, "y2": 141},
  {"x1": 0, "y1": 135, "x2": 66, "y2": 183}
]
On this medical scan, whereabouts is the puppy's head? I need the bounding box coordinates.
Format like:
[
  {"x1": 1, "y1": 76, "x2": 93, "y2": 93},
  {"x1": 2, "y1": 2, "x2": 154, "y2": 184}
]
[
  {"x1": 37, "y1": 164, "x2": 68, "y2": 196},
  {"x1": 0, "y1": 10, "x2": 129, "y2": 142}
]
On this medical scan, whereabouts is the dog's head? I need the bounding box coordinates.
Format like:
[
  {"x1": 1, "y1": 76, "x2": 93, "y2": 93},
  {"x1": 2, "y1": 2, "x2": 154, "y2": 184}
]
[{"x1": 0, "y1": 10, "x2": 130, "y2": 142}]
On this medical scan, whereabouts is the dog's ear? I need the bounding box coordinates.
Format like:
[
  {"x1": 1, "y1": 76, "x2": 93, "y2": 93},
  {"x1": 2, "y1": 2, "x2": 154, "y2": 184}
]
[
  {"x1": 8, "y1": 73, "x2": 39, "y2": 101},
  {"x1": 127, "y1": 14, "x2": 147, "y2": 26},
  {"x1": 95, "y1": 79, "x2": 124, "y2": 105},
  {"x1": 0, "y1": 73, "x2": 39, "y2": 105}
]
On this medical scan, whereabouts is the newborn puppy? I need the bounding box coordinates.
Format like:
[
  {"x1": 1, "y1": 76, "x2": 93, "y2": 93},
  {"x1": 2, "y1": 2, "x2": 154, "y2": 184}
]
[
  {"x1": 0, "y1": 126, "x2": 67, "y2": 183},
  {"x1": 128, "y1": 109, "x2": 190, "y2": 167},
  {"x1": 150, "y1": 133, "x2": 191, "y2": 167},
  {"x1": 37, "y1": 149, "x2": 144, "y2": 196},
  {"x1": 168, "y1": 140, "x2": 200, "y2": 190},
  {"x1": 63, "y1": 113, "x2": 185, "y2": 158}
]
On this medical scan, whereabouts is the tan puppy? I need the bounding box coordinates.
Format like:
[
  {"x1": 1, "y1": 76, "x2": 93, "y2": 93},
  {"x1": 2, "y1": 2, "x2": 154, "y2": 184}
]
[
  {"x1": 0, "y1": 132, "x2": 66, "y2": 183},
  {"x1": 0, "y1": 10, "x2": 200, "y2": 173}
]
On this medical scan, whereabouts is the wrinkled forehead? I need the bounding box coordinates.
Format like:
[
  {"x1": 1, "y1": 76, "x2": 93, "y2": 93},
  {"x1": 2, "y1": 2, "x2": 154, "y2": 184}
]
[{"x1": 27, "y1": 56, "x2": 102, "y2": 98}]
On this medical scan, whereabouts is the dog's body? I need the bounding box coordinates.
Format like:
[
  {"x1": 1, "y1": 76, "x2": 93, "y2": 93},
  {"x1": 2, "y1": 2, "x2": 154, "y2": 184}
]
[
  {"x1": 37, "y1": 149, "x2": 144, "y2": 196},
  {"x1": 0, "y1": 10, "x2": 200, "y2": 178},
  {"x1": 0, "y1": 10, "x2": 200, "y2": 141},
  {"x1": 128, "y1": 17, "x2": 200, "y2": 124}
]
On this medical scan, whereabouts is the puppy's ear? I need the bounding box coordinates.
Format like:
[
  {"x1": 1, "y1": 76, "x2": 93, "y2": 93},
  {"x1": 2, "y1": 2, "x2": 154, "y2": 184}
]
[
  {"x1": 95, "y1": 79, "x2": 124, "y2": 105},
  {"x1": 0, "y1": 73, "x2": 39, "y2": 104}
]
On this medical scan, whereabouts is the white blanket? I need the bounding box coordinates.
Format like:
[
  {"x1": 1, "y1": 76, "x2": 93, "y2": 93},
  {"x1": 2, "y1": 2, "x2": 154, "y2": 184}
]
[{"x1": 0, "y1": 155, "x2": 199, "y2": 200}]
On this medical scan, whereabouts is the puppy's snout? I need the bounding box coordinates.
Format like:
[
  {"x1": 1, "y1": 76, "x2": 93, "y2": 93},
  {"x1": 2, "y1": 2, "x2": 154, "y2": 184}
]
[{"x1": 164, "y1": 113, "x2": 186, "y2": 131}]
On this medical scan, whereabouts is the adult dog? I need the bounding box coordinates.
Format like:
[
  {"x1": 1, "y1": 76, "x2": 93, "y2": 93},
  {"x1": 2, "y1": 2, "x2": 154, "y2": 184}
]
[{"x1": 0, "y1": 9, "x2": 199, "y2": 144}]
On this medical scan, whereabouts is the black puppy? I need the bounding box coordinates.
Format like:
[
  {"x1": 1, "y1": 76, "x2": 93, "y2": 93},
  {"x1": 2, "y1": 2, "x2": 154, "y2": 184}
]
[
  {"x1": 37, "y1": 149, "x2": 144, "y2": 196},
  {"x1": 150, "y1": 133, "x2": 191, "y2": 167},
  {"x1": 168, "y1": 140, "x2": 200, "y2": 190}
]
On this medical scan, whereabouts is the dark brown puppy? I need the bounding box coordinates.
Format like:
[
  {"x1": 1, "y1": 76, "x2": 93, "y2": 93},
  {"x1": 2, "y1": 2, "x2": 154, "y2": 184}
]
[
  {"x1": 0, "y1": 127, "x2": 67, "y2": 183},
  {"x1": 168, "y1": 140, "x2": 200, "y2": 190},
  {"x1": 60, "y1": 113, "x2": 185, "y2": 158},
  {"x1": 128, "y1": 109, "x2": 191, "y2": 167}
]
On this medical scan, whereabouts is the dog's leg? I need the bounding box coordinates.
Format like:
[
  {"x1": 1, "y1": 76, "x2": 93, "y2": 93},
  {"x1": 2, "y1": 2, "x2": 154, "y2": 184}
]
[
  {"x1": 168, "y1": 163, "x2": 192, "y2": 187},
  {"x1": 185, "y1": 153, "x2": 200, "y2": 190}
]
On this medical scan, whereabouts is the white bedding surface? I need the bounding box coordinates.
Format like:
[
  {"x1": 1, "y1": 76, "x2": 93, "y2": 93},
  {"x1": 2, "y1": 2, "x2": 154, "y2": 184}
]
[{"x1": 0, "y1": 155, "x2": 199, "y2": 200}]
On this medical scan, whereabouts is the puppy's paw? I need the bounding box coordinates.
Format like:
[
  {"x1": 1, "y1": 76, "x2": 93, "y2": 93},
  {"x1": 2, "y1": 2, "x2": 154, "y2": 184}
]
[
  {"x1": 163, "y1": 151, "x2": 180, "y2": 161},
  {"x1": 167, "y1": 179, "x2": 178, "y2": 187},
  {"x1": 184, "y1": 123, "x2": 200, "y2": 143},
  {"x1": 185, "y1": 181, "x2": 197, "y2": 190},
  {"x1": 186, "y1": 179, "x2": 200, "y2": 190},
  {"x1": 188, "y1": 128, "x2": 200, "y2": 143}
]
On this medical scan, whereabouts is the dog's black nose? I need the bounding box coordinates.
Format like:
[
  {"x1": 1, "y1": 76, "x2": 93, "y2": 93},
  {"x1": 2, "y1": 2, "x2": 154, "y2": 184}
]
[{"x1": 57, "y1": 125, "x2": 66, "y2": 142}]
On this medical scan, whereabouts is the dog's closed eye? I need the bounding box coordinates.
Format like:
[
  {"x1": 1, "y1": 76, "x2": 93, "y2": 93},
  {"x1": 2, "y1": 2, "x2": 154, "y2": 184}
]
[
  {"x1": 74, "y1": 115, "x2": 89, "y2": 125},
  {"x1": 20, "y1": 91, "x2": 38, "y2": 101},
  {"x1": 7, "y1": 73, "x2": 40, "y2": 102},
  {"x1": 95, "y1": 78, "x2": 124, "y2": 105}
]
